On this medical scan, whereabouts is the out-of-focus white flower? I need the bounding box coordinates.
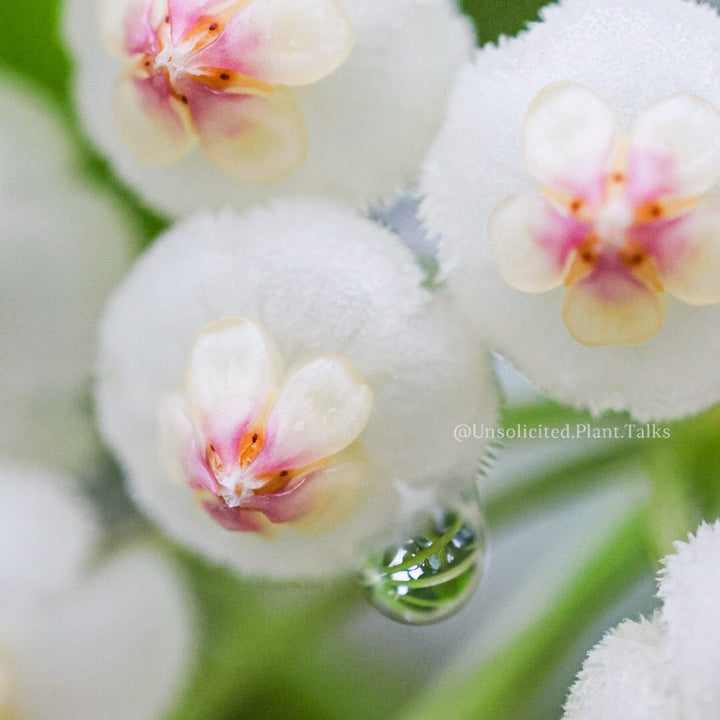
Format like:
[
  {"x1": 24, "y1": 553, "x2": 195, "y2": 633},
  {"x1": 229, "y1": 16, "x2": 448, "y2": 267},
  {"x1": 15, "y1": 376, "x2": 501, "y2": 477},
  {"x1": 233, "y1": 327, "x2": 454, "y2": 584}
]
[
  {"x1": 96, "y1": 200, "x2": 497, "y2": 577},
  {"x1": 64, "y1": 0, "x2": 474, "y2": 217},
  {"x1": 563, "y1": 520, "x2": 720, "y2": 720},
  {"x1": 0, "y1": 72, "x2": 134, "y2": 472},
  {"x1": 0, "y1": 461, "x2": 193, "y2": 720},
  {"x1": 420, "y1": 0, "x2": 720, "y2": 421}
]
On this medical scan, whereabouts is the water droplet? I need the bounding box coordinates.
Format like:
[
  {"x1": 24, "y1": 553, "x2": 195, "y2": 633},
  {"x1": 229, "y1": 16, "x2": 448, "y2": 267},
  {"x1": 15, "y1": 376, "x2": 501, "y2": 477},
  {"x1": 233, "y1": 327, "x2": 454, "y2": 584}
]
[{"x1": 361, "y1": 507, "x2": 485, "y2": 625}]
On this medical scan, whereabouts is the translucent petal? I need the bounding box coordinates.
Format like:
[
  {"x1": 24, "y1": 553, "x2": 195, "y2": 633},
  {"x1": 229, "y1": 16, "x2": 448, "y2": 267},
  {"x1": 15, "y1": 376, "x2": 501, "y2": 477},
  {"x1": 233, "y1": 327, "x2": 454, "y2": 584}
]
[
  {"x1": 185, "y1": 318, "x2": 282, "y2": 459},
  {"x1": 101, "y1": 0, "x2": 165, "y2": 56},
  {"x1": 286, "y1": 450, "x2": 370, "y2": 534},
  {"x1": 255, "y1": 356, "x2": 372, "y2": 473},
  {"x1": 524, "y1": 82, "x2": 619, "y2": 205},
  {"x1": 191, "y1": 0, "x2": 353, "y2": 85},
  {"x1": 158, "y1": 393, "x2": 218, "y2": 493},
  {"x1": 629, "y1": 94, "x2": 720, "y2": 204},
  {"x1": 114, "y1": 73, "x2": 196, "y2": 165},
  {"x1": 167, "y1": 0, "x2": 242, "y2": 45},
  {"x1": 489, "y1": 192, "x2": 589, "y2": 292},
  {"x1": 186, "y1": 83, "x2": 306, "y2": 182},
  {"x1": 563, "y1": 271, "x2": 665, "y2": 347},
  {"x1": 656, "y1": 204, "x2": 720, "y2": 305}
]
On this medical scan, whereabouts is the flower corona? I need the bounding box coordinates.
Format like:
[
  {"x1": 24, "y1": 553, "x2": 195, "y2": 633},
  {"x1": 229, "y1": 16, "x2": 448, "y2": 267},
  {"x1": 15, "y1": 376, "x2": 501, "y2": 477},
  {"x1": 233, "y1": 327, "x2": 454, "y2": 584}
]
[
  {"x1": 489, "y1": 82, "x2": 720, "y2": 347},
  {"x1": 103, "y1": 0, "x2": 353, "y2": 181},
  {"x1": 160, "y1": 317, "x2": 373, "y2": 535}
]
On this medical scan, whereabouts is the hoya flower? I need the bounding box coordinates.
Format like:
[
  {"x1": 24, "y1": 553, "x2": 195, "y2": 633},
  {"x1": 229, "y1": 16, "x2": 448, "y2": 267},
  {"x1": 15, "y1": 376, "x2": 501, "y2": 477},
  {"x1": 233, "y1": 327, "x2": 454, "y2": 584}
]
[
  {"x1": 563, "y1": 520, "x2": 720, "y2": 720},
  {"x1": 490, "y1": 82, "x2": 720, "y2": 347},
  {"x1": 162, "y1": 318, "x2": 374, "y2": 534},
  {"x1": 64, "y1": 0, "x2": 474, "y2": 217},
  {"x1": 0, "y1": 72, "x2": 133, "y2": 471},
  {"x1": 96, "y1": 200, "x2": 497, "y2": 577},
  {"x1": 420, "y1": 0, "x2": 720, "y2": 420},
  {"x1": 0, "y1": 461, "x2": 193, "y2": 720},
  {"x1": 98, "y1": 0, "x2": 353, "y2": 181}
]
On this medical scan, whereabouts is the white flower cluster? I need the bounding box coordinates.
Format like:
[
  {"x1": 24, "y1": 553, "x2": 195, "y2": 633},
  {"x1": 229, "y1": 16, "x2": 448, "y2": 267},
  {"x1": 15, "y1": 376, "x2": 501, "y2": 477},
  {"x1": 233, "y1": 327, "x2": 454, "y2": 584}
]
[
  {"x1": 564, "y1": 521, "x2": 720, "y2": 720},
  {"x1": 58, "y1": 0, "x2": 499, "y2": 578},
  {"x1": 5, "y1": 0, "x2": 720, "y2": 713}
]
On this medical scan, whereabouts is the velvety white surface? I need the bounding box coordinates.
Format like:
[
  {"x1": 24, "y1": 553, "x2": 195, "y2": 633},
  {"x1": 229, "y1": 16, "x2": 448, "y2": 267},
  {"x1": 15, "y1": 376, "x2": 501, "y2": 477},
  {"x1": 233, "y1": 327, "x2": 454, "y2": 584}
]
[
  {"x1": 421, "y1": 0, "x2": 720, "y2": 421},
  {"x1": 96, "y1": 200, "x2": 497, "y2": 576},
  {"x1": 65, "y1": 0, "x2": 474, "y2": 217}
]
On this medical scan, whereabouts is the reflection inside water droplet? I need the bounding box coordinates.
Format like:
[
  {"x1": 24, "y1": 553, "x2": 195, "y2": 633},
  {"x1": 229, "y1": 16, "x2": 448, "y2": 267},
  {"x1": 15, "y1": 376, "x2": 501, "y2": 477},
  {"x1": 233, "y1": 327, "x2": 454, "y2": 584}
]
[{"x1": 361, "y1": 505, "x2": 485, "y2": 625}]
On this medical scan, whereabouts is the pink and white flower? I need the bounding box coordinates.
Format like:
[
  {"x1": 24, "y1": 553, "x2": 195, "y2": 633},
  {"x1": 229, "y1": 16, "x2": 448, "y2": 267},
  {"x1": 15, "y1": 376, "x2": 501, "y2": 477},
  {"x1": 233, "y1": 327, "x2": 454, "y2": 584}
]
[
  {"x1": 96, "y1": 200, "x2": 497, "y2": 577},
  {"x1": 161, "y1": 317, "x2": 374, "y2": 535},
  {"x1": 420, "y1": 0, "x2": 720, "y2": 421},
  {"x1": 65, "y1": 0, "x2": 474, "y2": 216},
  {"x1": 489, "y1": 82, "x2": 720, "y2": 347},
  {"x1": 103, "y1": 0, "x2": 353, "y2": 182}
]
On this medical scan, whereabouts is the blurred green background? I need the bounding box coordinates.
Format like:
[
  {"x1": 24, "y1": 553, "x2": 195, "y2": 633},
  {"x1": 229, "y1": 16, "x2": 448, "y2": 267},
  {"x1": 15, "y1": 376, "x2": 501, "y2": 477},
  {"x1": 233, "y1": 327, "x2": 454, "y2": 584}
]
[{"x1": 5, "y1": 1, "x2": 720, "y2": 719}]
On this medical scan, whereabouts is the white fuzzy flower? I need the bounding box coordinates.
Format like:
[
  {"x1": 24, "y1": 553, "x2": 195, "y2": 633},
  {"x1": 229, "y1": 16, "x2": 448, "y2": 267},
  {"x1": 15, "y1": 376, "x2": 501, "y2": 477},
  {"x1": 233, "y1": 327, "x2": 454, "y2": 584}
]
[
  {"x1": 659, "y1": 520, "x2": 720, "y2": 717},
  {"x1": 64, "y1": 0, "x2": 474, "y2": 217},
  {"x1": 563, "y1": 521, "x2": 720, "y2": 720},
  {"x1": 96, "y1": 200, "x2": 497, "y2": 577},
  {"x1": 563, "y1": 615, "x2": 678, "y2": 720},
  {"x1": 0, "y1": 72, "x2": 133, "y2": 471},
  {"x1": 0, "y1": 461, "x2": 193, "y2": 720},
  {"x1": 420, "y1": 0, "x2": 720, "y2": 421}
]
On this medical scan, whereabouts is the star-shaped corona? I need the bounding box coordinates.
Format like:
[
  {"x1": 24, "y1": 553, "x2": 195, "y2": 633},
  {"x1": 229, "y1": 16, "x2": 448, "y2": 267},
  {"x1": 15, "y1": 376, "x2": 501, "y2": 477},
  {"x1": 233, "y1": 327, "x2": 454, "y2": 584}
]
[
  {"x1": 489, "y1": 82, "x2": 720, "y2": 347},
  {"x1": 103, "y1": 0, "x2": 353, "y2": 181},
  {"x1": 160, "y1": 317, "x2": 373, "y2": 535}
]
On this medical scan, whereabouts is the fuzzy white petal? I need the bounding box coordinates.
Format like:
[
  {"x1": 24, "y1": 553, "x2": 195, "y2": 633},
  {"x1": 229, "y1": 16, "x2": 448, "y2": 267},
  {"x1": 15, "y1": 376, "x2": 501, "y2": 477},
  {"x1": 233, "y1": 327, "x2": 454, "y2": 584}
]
[
  {"x1": 421, "y1": 0, "x2": 720, "y2": 421},
  {"x1": 658, "y1": 521, "x2": 720, "y2": 718},
  {"x1": 563, "y1": 616, "x2": 679, "y2": 720},
  {"x1": 7, "y1": 546, "x2": 193, "y2": 720},
  {"x1": 0, "y1": 73, "x2": 133, "y2": 470},
  {"x1": 96, "y1": 200, "x2": 496, "y2": 576},
  {"x1": 0, "y1": 465, "x2": 193, "y2": 720},
  {"x1": 0, "y1": 463, "x2": 97, "y2": 599},
  {"x1": 65, "y1": 0, "x2": 473, "y2": 216}
]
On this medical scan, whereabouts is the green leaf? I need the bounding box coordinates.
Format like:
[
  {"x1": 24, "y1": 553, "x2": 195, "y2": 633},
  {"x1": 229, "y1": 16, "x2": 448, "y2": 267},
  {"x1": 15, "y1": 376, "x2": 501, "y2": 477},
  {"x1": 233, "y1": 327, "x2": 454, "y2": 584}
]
[{"x1": 460, "y1": 0, "x2": 549, "y2": 44}]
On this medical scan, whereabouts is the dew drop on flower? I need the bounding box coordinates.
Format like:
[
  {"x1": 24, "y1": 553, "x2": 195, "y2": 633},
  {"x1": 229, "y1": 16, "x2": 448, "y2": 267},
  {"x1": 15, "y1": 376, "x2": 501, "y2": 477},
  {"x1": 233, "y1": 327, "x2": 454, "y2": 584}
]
[{"x1": 361, "y1": 506, "x2": 485, "y2": 625}]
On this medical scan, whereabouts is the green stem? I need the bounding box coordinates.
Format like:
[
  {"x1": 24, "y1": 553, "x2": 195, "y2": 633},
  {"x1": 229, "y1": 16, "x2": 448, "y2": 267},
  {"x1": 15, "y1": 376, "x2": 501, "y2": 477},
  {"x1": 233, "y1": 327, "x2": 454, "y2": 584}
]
[
  {"x1": 393, "y1": 513, "x2": 650, "y2": 720},
  {"x1": 484, "y1": 442, "x2": 639, "y2": 527}
]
